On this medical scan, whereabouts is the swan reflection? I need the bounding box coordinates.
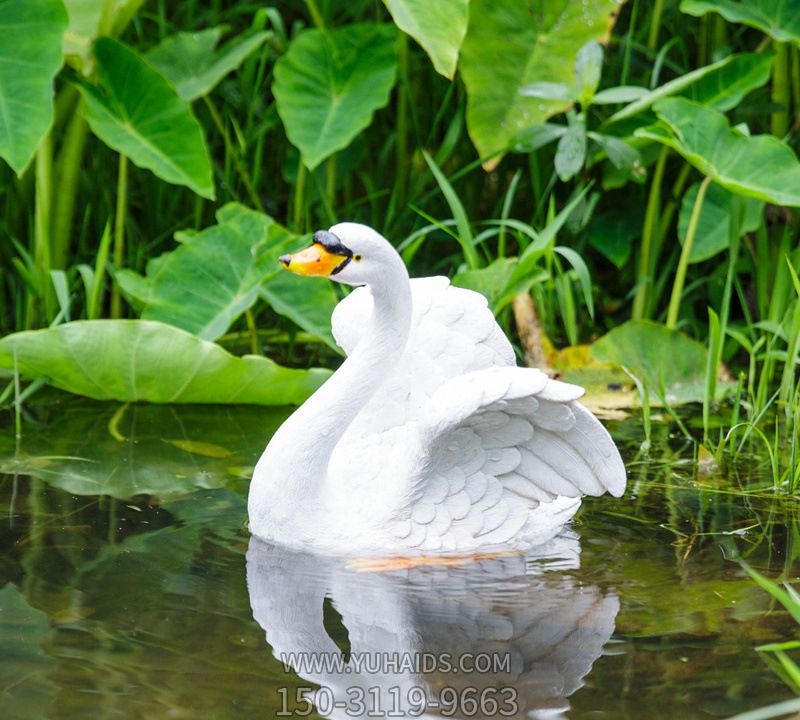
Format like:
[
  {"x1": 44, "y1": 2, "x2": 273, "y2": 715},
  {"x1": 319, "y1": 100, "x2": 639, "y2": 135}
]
[{"x1": 246, "y1": 532, "x2": 618, "y2": 719}]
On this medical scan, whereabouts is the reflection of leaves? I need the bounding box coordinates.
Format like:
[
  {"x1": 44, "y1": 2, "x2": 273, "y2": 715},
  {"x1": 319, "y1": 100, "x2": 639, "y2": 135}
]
[
  {"x1": 0, "y1": 584, "x2": 57, "y2": 720},
  {"x1": 0, "y1": 401, "x2": 288, "y2": 500}
]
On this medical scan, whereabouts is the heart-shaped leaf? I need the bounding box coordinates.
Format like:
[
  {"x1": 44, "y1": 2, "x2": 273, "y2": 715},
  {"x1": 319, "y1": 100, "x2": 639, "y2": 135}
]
[
  {"x1": 636, "y1": 97, "x2": 800, "y2": 206},
  {"x1": 146, "y1": 27, "x2": 270, "y2": 101},
  {"x1": 0, "y1": 320, "x2": 330, "y2": 405},
  {"x1": 261, "y1": 272, "x2": 340, "y2": 352},
  {"x1": 77, "y1": 37, "x2": 215, "y2": 198},
  {"x1": 116, "y1": 204, "x2": 292, "y2": 341},
  {"x1": 382, "y1": 0, "x2": 467, "y2": 78},
  {"x1": 591, "y1": 320, "x2": 714, "y2": 404},
  {"x1": 0, "y1": 0, "x2": 67, "y2": 175},
  {"x1": 273, "y1": 23, "x2": 398, "y2": 170},
  {"x1": 459, "y1": 0, "x2": 622, "y2": 169},
  {"x1": 681, "y1": 0, "x2": 800, "y2": 44}
]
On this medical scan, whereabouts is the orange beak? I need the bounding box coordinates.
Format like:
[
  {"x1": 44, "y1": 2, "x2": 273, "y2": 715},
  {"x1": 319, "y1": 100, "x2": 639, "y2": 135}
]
[{"x1": 279, "y1": 242, "x2": 348, "y2": 276}]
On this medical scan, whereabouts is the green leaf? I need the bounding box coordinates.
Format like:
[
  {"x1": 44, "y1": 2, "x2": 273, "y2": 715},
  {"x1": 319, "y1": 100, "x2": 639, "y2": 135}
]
[
  {"x1": 459, "y1": 0, "x2": 622, "y2": 169},
  {"x1": 554, "y1": 118, "x2": 587, "y2": 181},
  {"x1": 681, "y1": 0, "x2": 800, "y2": 44},
  {"x1": 452, "y1": 258, "x2": 517, "y2": 309},
  {"x1": 146, "y1": 27, "x2": 270, "y2": 101},
  {"x1": 261, "y1": 272, "x2": 340, "y2": 352},
  {"x1": 0, "y1": 585, "x2": 56, "y2": 720},
  {"x1": 575, "y1": 40, "x2": 604, "y2": 107},
  {"x1": 678, "y1": 182, "x2": 763, "y2": 263},
  {"x1": 273, "y1": 23, "x2": 398, "y2": 170},
  {"x1": 116, "y1": 204, "x2": 293, "y2": 341},
  {"x1": 636, "y1": 98, "x2": 800, "y2": 205},
  {"x1": 510, "y1": 122, "x2": 567, "y2": 153},
  {"x1": 607, "y1": 54, "x2": 774, "y2": 123},
  {"x1": 382, "y1": 0, "x2": 467, "y2": 78},
  {"x1": 591, "y1": 320, "x2": 716, "y2": 404},
  {"x1": 587, "y1": 207, "x2": 640, "y2": 268},
  {"x1": 0, "y1": 401, "x2": 288, "y2": 499},
  {"x1": 77, "y1": 37, "x2": 215, "y2": 198},
  {"x1": 0, "y1": 320, "x2": 330, "y2": 404},
  {"x1": 592, "y1": 85, "x2": 649, "y2": 104},
  {"x1": 590, "y1": 132, "x2": 640, "y2": 171},
  {"x1": 0, "y1": 0, "x2": 68, "y2": 175}
]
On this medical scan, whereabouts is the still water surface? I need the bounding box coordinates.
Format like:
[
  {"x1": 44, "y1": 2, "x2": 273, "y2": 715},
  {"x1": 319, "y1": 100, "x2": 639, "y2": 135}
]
[{"x1": 0, "y1": 398, "x2": 796, "y2": 718}]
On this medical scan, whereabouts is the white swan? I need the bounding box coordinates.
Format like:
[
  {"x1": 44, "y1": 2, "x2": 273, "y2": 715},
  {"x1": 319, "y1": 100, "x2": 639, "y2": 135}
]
[{"x1": 248, "y1": 223, "x2": 625, "y2": 555}]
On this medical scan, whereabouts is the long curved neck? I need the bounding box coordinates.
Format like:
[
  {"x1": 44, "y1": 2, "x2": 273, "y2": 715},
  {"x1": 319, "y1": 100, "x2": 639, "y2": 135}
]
[{"x1": 257, "y1": 256, "x2": 412, "y2": 500}]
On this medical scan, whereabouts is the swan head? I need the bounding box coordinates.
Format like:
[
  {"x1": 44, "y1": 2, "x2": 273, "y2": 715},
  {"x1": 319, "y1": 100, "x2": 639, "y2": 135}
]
[{"x1": 278, "y1": 223, "x2": 403, "y2": 287}]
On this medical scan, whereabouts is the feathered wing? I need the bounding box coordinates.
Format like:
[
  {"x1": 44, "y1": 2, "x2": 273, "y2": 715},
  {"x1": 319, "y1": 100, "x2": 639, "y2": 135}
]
[
  {"x1": 331, "y1": 277, "x2": 515, "y2": 435},
  {"x1": 389, "y1": 367, "x2": 626, "y2": 553}
]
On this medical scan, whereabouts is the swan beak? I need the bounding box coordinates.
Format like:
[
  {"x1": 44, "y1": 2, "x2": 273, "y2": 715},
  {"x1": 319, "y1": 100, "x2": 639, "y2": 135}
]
[{"x1": 279, "y1": 243, "x2": 346, "y2": 276}]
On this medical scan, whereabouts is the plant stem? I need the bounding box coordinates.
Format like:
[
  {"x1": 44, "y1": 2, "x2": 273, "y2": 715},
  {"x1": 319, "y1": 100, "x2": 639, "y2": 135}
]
[
  {"x1": 245, "y1": 308, "x2": 260, "y2": 355},
  {"x1": 293, "y1": 158, "x2": 307, "y2": 233},
  {"x1": 33, "y1": 132, "x2": 54, "y2": 326},
  {"x1": 110, "y1": 154, "x2": 128, "y2": 319},
  {"x1": 647, "y1": 0, "x2": 664, "y2": 51},
  {"x1": 666, "y1": 175, "x2": 711, "y2": 328},
  {"x1": 304, "y1": 0, "x2": 325, "y2": 30},
  {"x1": 51, "y1": 99, "x2": 90, "y2": 270},
  {"x1": 394, "y1": 32, "x2": 409, "y2": 214},
  {"x1": 772, "y1": 41, "x2": 790, "y2": 139},
  {"x1": 632, "y1": 147, "x2": 667, "y2": 320}
]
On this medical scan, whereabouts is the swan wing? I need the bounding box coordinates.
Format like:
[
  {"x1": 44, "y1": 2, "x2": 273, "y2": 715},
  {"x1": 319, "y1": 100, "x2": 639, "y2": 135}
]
[
  {"x1": 391, "y1": 367, "x2": 626, "y2": 552},
  {"x1": 331, "y1": 277, "x2": 515, "y2": 434}
]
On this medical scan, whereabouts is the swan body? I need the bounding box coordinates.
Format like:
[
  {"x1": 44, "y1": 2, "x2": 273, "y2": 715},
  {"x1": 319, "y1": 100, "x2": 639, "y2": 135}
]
[{"x1": 248, "y1": 223, "x2": 626, "y2": 555}]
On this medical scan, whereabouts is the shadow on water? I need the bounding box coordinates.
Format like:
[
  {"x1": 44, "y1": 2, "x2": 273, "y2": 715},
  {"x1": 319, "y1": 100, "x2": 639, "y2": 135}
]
[{"x1": 0, "y1": 397, "x2": 797, "y2": 719}]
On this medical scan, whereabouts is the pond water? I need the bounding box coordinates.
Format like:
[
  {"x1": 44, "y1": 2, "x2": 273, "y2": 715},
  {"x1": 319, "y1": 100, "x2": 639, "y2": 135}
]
[{"x1": 0, "y1": 397, "x2": 796, "y2": 719}]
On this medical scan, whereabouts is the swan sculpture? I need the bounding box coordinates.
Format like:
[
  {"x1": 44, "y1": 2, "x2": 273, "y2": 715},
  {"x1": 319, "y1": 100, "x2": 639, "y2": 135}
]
[{"x1": 248, "y1": 223, "x2": 625, "y2": 555}]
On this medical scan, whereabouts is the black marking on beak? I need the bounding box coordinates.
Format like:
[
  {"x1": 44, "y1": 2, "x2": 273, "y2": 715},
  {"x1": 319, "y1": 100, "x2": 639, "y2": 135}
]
[
  {"x1": 314, "y1": 230, "x2": 353, "y2": 275},
  {"x1": 279, "y1": 254, "x2": 291, "y2": 267}
]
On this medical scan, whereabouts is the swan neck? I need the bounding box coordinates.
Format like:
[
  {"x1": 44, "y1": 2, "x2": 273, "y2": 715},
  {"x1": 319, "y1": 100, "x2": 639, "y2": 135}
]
[{"x1": 259, "y1": 262, "x2": 412, "y2": 493}]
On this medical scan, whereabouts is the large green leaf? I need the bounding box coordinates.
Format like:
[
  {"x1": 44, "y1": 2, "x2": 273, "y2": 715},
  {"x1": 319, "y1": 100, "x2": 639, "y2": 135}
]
[
  {"x1": 0, "y1": 0, "x2": 67, "y2": 175},
  {"x1": 382, "y1": 0, "x2": 467, "y2": 78},
  {"x1": 635, "y1": 98, "x2": 800, "y2": 206},
  {"x1": 0, "y1": 401, "x2": 287, "y2": 499},
  {"x1": 77, "y1": 37, "x2": 215, "y2": 198},
  {"x1": 261, "y1": 272, "x2": 340, "y2": 352},
  {"x1": 681, "y1": 0, "x2": 800, "y2": 44},
  {"x1": 607, "y1": 54, "x2": 774, "y2": 124},
  {"x1": 452, "y1": 258, "x2": 516, "y2": 309},
  {"x1": 591, "y1": 320, "x2": 713, "y2": 404},
  {"x1": 677, "y1": 182, "x2": 763, "y2": 263},
  {"x1": 0, "y1": 320, "x2": 330, "y2": 404},
  {"x1": 0, "y1": 584, "x2": 56, "y2": 720},
  {"x1": 116, "y1": 204, "x2": 293, "y2": 341},
  {"x1": 146, "y1": 27, "x2": 270, "y2": 101},
  {"x1": 459, "y1": 0, "x2": 622, "y2": 169},
  {"x1": 273, "y1": 23, "x2": 398, "y2": 170}
]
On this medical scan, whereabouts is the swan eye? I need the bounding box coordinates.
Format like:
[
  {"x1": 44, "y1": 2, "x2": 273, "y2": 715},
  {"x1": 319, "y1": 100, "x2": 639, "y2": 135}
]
[{"x1": 354, "y1": 254, "x2": 363, "y2": 261}]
